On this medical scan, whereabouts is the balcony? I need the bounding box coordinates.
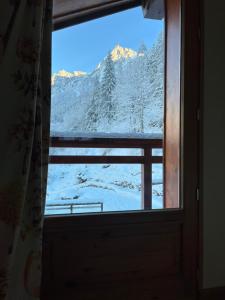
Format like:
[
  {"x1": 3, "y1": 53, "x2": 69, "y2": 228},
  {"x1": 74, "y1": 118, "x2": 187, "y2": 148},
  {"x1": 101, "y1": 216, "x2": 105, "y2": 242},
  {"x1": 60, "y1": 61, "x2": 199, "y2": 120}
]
[{"x1": 46, "y1": 133, "x2": 163, "y2": 215}]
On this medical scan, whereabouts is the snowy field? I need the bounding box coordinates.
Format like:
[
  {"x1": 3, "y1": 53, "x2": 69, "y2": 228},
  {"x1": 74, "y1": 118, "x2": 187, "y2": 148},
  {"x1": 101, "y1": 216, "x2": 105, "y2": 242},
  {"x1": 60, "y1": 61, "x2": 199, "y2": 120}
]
[{"x1": 45, "y1": 160, "x2": 163, "y2": 215}]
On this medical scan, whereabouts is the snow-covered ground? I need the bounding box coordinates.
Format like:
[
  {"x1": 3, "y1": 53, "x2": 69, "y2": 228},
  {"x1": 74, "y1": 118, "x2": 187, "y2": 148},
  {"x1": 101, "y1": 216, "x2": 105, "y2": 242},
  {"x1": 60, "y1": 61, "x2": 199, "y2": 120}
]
[
  {"x1": 46, "y1": 36, "x2": 164, "y2": 215},
  {"x1": 45, "y1": 160, "x2": 163, "y2": 215}
]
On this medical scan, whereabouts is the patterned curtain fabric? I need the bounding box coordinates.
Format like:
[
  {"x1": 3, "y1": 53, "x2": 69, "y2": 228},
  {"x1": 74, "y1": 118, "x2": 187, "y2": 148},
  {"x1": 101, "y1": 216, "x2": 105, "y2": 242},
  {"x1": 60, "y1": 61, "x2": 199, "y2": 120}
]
[{"x1": 0, "y1": 1, "x2": 52, "y2": 299}]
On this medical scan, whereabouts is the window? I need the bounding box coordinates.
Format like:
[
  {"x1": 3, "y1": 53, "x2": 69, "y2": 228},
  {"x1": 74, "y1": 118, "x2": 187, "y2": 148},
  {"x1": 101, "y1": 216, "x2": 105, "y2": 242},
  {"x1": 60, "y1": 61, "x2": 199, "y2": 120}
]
[
  {"x1": 43, "y1": 1, "x2": 200, "y2": 297},
  {"x1": 45, "y1": 1, "x2": 177, "y2": 215}
]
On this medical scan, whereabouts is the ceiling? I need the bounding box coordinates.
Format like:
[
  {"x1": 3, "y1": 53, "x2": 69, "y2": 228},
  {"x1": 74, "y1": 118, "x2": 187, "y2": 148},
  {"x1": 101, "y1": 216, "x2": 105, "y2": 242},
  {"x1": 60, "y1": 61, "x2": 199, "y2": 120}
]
[{"x1": 53, "y1": 0, "x2": 142, "y2": 30}]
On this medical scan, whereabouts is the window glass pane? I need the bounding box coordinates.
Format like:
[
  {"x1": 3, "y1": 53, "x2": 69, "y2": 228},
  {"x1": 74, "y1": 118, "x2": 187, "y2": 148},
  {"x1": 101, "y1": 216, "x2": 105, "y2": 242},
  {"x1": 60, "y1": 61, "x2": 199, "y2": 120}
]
[
  {"x1": 152, "y1": 148, "x2": 163, "y2": 156},
  {"x1": 47, "y1": 6, "x2": 165, "y2": 214},
  {"x1": 51, "y1": 7, "x2": 164, "y2": 136},
  {"x1": 152, "y1": 163, "x2": 163, "y2": 209},
  {"x1": 46, "y1": 163, "x2": 164, "y2": 215},
  {"x1": 46, "y1": 164, "x2": 142, "y2": 215}
]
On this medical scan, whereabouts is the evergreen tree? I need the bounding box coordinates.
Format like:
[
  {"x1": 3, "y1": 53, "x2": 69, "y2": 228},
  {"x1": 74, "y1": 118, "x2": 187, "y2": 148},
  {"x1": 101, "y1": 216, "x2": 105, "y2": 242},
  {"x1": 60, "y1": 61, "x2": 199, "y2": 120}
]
[
  {"x1": 101, "y1": 52, "x2": 116, "y2": 123},
  {"x1": 128, "y1": 47, "x2": 149, "y2": 133},
  {"x1": 146, "y1": 32, "x2": 164, "y2": 84},
  {"x1": 85, "y1": 80, "x2": 101, "y2": 132},
  {"x1": 144, "y1": 31, "x2": 164, "y2": 130},
  {"x1": 129, "y1": 95, "x2": 144, "y2": 133},
  {"x1": 138, "y1": 42, "x2": 148, "y2": 56}
]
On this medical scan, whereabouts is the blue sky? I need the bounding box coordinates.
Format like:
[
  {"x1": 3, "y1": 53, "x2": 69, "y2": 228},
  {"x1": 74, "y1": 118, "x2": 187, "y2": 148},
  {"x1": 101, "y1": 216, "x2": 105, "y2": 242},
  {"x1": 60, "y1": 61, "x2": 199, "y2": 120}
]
[{"x1": 52, "y1": 7, "x2": 163, "y2": 74}]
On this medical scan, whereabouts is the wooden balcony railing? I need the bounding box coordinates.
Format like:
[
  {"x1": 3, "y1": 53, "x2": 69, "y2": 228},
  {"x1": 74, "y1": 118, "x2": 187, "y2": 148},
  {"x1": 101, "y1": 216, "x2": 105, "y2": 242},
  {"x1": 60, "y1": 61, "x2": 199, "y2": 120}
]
[{"x1": 49, "y1": 133, "x2": 163, "y2": 210}]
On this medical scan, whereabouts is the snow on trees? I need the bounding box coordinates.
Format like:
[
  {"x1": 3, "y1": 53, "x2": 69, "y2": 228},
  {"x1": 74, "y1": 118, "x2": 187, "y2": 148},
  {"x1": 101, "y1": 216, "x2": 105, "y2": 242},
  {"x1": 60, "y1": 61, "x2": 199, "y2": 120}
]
[
  {"x1": 51, "y1": 33, "x2": 164, "y2": 134},
  {"x1": 128, "y1": 43, "x2": 149, "y2": 133},
  {"x1": 101, "y1": 52, "x2": 116, "y2": 124},
  {"x1": 138, "y1": 42, "x2": 148, "y2": 56},
  {"x1": 145, "y1": 33, "x2": 164, "y2": 130},
  {"x1": 85, "y1": 79, "x2": 101, "y2": 132}
]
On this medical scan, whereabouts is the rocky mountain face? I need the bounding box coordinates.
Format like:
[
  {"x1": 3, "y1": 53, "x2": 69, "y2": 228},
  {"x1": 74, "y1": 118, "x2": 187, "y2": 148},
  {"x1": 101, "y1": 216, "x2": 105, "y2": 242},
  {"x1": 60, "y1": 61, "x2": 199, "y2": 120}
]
[
  {"x1": 110, "y1": 44, "x2": 137, "y2": 61},
  {"x1": 51, "y1": 34, "x2": 164, "y2": 135}
]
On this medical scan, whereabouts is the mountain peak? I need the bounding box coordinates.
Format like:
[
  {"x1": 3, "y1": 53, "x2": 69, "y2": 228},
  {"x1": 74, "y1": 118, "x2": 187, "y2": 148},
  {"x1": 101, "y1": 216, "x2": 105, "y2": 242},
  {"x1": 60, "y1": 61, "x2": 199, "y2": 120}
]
[
  {"x1": 73, "y1": 71, "x2": 87, "y2": 77},
  {"x1": 111, "y1": 44, "x2": 137, "y2": 61},
  {"x1": 56, "y1": 70, "x2": 74, "y2": 77},
  {"x1": 51, "y1": 70, "x2": 87, "y2": 85},
  {"x1": 55, "y1": 70, "x2": 87, "y2": 78}
]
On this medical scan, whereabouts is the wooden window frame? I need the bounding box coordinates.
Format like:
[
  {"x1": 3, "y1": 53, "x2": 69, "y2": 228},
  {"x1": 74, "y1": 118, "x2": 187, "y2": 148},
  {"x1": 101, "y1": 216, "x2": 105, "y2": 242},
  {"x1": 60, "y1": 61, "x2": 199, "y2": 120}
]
[
  {"x1": 43, "y1": 0, "x2": 200, "y2": 298},
  {"x1": 49, "y1": 0, "x2": 184, "y2": 212}
]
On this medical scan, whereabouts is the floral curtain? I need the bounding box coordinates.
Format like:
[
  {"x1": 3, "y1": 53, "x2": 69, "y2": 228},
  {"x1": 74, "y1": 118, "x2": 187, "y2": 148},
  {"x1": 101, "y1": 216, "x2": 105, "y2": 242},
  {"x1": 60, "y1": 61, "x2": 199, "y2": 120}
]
[{"x1": 0, "y1": 0, "x2": 52, "y2": 299}]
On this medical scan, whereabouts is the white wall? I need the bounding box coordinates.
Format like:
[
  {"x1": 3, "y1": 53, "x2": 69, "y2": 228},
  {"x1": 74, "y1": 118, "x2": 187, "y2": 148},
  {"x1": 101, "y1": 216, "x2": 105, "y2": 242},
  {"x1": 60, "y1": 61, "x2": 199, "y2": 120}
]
[{"x1": 202, "y1": 0, "x2": 225, "y2": 289}]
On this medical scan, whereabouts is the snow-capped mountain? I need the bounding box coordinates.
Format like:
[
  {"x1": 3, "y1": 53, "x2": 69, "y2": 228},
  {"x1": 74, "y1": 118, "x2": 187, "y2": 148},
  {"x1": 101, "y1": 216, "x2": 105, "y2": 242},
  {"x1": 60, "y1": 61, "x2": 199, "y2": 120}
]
[
  {"x1": 51, "y1": 70, "x2": 86, "y2": 85},
  {"x1": 46, "y1": 34, "x2": 164, "y2": 215},
  {"x1": 51, "y1": 34, "x2": 164, "y2": 135},
  {"x1": 111, "y1": 44, "x2": 137, "y2": 61}
]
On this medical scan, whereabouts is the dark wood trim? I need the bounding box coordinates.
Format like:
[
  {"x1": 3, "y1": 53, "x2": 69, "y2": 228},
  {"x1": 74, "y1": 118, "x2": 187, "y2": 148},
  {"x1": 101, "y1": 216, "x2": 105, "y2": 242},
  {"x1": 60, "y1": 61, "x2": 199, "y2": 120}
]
[
  {"x1": 50, "y1": 136, "x2": 163, "y2": 148},
  {"x1": 49, "y1": 154, "x2": 162, "y2": 164},
  {"x1": 199, "y1": 286, "x2": 225, "y2": 300},
  {"x1": 50, "y1": 155, "x2": 145, "y2": 164},
  {"x1": 44, "y1": 208, "x2": 184, "y2": 231},
  {"x1": 163, "y1": 0, "x2": 200, "y2": 295},
  {"x1": 181, "y1": 0, "x2": 200, "y2": 295},
  {"x1": 198, "y1": 0, "x2": 204, "y2": 291},
  {"x1": 53, "y1": 0, "x2": 141, "y2": 31}
]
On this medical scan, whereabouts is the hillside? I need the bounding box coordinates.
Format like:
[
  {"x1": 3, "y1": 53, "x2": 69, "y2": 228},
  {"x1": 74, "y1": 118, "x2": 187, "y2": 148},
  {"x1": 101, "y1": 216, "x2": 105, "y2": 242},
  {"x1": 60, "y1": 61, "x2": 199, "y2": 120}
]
[
  {"x1": 51, "y1": 34, "x2": 164, "y2": 135},
  {"x1": 46, "y1": 34, "x2": 164, "y2": 215}
]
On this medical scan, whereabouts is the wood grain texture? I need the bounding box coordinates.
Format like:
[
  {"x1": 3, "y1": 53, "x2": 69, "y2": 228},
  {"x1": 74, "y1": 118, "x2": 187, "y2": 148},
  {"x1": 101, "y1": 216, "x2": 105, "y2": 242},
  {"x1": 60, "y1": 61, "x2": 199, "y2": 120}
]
[
  {"x1": 42, "y1": 210, "x2": 186, "y2": 300},
  {"x1": 164, "y1": 0, "x2": 181, "y2": 209},
  {"x1": 53, "y1": 0, "x2": 141, "y2": 30},
  {"x1": 50, "y1": 136, "x2": 163, "y2": 148}
]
